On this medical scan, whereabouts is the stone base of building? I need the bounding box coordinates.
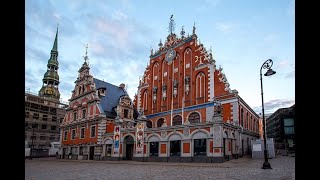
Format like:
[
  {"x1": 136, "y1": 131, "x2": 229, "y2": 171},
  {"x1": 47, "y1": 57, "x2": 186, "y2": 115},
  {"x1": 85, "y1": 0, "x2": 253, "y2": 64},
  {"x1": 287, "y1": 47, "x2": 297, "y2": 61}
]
[
  {"x1": 57, "y1": 155, "x2": 235, "y2": 163},
  {"x1": 129, "y1": 156, "x2": 225, "y2": 163}
]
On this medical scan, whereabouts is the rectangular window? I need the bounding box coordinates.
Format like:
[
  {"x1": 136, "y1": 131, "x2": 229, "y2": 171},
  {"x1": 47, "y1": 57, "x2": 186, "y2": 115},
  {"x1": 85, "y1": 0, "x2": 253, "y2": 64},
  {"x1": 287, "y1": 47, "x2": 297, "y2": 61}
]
[
  {"x1": 194, "y1": 139, "x2": 207, "y2": 156},
  {"x1": 80, "y1": 127, "x2": 85, "y2": 139},
  {"x1": 79, "y1": 146, "x2": 84, "y2": 155},
  {"x1": 170, "y1": 140, "x2": 181, "y2": 156},
  {"x1": 40, "y1": 136, "x2": 46, "y2": 140},
  {"x1": 51, "y1": 126, "x2": 57, "y2": 130},
  {"x1": 73, "y1": 112, "x2": 77, "y2": 121},
  {"x1": 33, "y1": 113, "x2": 39, "y2": 119},
  {"x1": 25, "y1": 122, "x2": 29, "y2": 127},
  {"x1": 41, "y1": 124, "x2": 47, "y2": 129},
  {"x1": 71, "y1": 129, "x2": 76, "y2": 140},
  {"x1": 25, "y1": 112, "x2": 29, "y2": 118},
  {"x1": 284, "y1": 118, "x2": 294, "y2": 126},
  {"x1": 106, "y1": 144, "x2": 112, "y2": 157},
  {"x1": 52, "y1": 116, "x2": 57, "y2": 122},
  {"x1": 124, "y1": 109, "x2": 129, "y2": 118},
  {"x1": 284, "y1": 127, "x2": 295, "y2": 135},
  {"x1": 71, "y1": 147, "x2": 77, "y2": 154},
  {"x1": 42, "y1": 115, "x2": 48, "y2": 121},
  {"x1": 91, "y1": 125, "x2": 96, "y2": 137},
  {"x1": 49, "y1": 136, "x2": 55, "y2": 141},
  {"x1": 149, "y1": 142, "x2": 159, "y2": 156},
  {"x1": 82, "y1": 109, "x2": 86, "y2": 118},
  {"x1": 31, "y1": 135, "x2": 36, "y2": 140},
  {"x1": 32, "y1": 123, "x2": 38, "y2": 129},
  {"x1": 64, "y1": 131, "x2": 67, "y2": 141},
  {"x1": 283, "y1": 118, "x2": 294, "y2": 135}
]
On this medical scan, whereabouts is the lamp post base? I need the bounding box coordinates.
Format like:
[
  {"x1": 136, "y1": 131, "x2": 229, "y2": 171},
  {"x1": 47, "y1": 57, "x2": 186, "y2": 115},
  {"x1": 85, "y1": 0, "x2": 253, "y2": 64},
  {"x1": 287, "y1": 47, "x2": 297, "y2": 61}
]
[{"x1": 262, "y1": 161, "x2": 272, "y2": 169}]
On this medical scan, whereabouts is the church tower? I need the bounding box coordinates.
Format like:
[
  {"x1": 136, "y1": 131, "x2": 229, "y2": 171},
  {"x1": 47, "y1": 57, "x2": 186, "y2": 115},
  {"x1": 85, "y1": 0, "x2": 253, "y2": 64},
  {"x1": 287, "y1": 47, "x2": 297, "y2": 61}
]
[{"x1": 38, "y1": 27, "x2": 61, "y2": 102}]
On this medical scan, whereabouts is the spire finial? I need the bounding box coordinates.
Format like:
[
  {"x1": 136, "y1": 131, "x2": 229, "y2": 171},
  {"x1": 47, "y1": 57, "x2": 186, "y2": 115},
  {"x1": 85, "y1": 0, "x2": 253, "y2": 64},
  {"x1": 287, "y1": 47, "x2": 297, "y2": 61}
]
[
  {"x1": 193, "y1": 22, "x2": 196, "y2": 34},
  {"x1": 52, "y1": 26, "x2": 58, "y2": 51},
  {"x1": 168, "y1": 14, "x2": 175, "y2": 35},
  {"x1": 180, "y1": 26, "x2": 185, "y2": 38},
  {"x1": 158, "y1": 39, "x2": 163, "y2": 48},
  {"x1": 83, "y1": 44, "x2": 89, "y2": 63}
]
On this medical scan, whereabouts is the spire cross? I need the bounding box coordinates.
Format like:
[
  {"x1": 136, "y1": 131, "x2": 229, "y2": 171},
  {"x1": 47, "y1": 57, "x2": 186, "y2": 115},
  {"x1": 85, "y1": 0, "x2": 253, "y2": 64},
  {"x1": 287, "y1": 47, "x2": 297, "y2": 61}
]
[
  {"x1": 85, "y1": 44, "x2": 88, "y2": 57},
  {"x1": 83, "y1": 44, "x2": 89, "y2": 63}
]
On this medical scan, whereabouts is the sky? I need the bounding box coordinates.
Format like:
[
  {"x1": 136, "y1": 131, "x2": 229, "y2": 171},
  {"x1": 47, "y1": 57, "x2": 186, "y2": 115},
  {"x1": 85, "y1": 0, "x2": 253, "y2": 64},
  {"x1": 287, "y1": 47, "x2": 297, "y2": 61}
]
[{"x1": 25, "y1": 0, "x2": 295, "y2": 115}]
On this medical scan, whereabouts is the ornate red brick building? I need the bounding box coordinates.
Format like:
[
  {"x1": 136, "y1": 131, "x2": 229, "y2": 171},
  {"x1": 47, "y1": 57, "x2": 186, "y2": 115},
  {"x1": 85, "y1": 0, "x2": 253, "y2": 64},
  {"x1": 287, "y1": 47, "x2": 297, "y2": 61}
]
[
  {"x1": 60, "y1": 16, "x2": 260, "y2": 162},
  {"x1": 60, "y1": 46, "x2": 137, "y2": 160},
  {"x1": 129, "y1": 16, "x2": 260, "y2": 162}
]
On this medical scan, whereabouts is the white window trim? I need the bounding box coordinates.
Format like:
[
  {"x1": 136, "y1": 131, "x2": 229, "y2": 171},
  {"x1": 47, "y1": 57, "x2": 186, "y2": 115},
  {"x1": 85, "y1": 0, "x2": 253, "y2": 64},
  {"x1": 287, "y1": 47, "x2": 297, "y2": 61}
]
[
  {"x1": 82, "y1": 109, "x2": 87, "y2": 119},
  {"x1": 71, "y1": 129, "x2": 76, "y2": 140},
  {"x1": 90, "y1": 125, "x2": 96, "y2": 138},
  {"x1": 80, "y1": 127, "x2": 85, "y2": 139},
  {"x1": 73, "y1": 112, "x2": 77, "y2": 121},
  {"x1": 63, "y1": 131, "x2": 67, "y2": 141}
]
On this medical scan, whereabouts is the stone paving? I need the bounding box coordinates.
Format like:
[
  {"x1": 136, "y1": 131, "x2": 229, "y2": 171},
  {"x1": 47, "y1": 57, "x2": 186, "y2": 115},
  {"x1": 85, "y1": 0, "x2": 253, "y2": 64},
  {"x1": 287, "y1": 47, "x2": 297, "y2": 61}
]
[{"x1": 25, "y1": 155, "x2": 295, "y2": 180}]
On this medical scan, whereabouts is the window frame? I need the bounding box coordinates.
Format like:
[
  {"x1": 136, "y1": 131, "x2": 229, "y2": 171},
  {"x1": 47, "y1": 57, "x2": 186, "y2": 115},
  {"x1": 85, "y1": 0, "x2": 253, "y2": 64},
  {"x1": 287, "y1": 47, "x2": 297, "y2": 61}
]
[{"x1": 90, "y1": 125, "x2": 96, "y2": 138}]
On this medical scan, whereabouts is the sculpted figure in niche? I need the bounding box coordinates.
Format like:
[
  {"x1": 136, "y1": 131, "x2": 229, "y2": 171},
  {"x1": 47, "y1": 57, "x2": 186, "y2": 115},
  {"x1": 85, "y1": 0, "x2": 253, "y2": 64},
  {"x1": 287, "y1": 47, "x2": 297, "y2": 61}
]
[{"x1": 162, "y1": 84, "x2": 167, "y2": 100}]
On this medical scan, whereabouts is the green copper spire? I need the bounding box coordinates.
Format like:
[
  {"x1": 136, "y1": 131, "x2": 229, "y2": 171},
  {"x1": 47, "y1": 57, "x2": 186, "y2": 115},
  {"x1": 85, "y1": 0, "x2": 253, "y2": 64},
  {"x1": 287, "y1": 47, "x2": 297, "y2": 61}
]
[
  {"x1": 39, "y1": 26, "x2": 61, "y2": 102},
  {"x1": 52, "y1": 25, "x2": 58, "y2": 51}
]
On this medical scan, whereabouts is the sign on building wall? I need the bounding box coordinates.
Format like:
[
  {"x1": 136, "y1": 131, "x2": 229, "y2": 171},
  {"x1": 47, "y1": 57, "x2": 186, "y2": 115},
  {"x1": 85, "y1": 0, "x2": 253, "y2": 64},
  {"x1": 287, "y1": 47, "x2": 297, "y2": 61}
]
[
  {"x1": 136, "y1": 123, "x2": 144, "y2": 153},
  {"x1": 113, "y1": 126, "x2": 120, "y2": 153}
]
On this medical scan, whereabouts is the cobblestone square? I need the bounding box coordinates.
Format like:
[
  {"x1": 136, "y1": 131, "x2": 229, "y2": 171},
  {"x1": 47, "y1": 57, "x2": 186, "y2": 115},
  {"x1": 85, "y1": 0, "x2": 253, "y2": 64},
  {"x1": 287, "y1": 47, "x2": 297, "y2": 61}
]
[{"x1": 25, "y1": 155, "x2": 295, "y2": 180}]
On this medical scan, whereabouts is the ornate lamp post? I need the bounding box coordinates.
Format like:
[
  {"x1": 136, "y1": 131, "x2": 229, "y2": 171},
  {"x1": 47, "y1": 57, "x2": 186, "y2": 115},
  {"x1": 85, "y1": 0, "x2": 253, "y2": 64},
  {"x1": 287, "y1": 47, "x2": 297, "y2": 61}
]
[{"x1": 260, "y1": 59, "x2": 276, "y2": 169}]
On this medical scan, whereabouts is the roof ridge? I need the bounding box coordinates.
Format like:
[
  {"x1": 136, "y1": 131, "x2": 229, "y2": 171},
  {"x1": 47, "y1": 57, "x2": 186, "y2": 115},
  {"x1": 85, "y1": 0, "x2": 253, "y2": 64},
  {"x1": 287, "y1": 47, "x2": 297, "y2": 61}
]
[{"x1": 93, "y1": 77, "x2": 122, "y2": 89}]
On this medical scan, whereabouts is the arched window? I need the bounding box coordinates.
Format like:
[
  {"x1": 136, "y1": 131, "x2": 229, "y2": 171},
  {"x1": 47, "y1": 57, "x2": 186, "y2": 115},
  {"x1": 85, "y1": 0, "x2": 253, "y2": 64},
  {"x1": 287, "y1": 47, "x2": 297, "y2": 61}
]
[
  {"x1": 246, "y1": 112, "x2": 249, "y2": 129},
  {"x1": 143, "y1": 90, "x2": 148, "y2": 111},
  {"x1": 146, "y1": 120, "x2": 152, "y2": 128},
  {"x1": 196, "y1": 72, "x2": 205, "y2": 98},
  {"x1": 172, "y1": 115, "x2": 182, "y2": 126},
  {"x1": 250, "y1": 116, "x2": 253, "y2": 131},
  {"x1": 189, "y1": 112, "x2": 200, "y2": 123},
  {"x1": 157, "y1": 118, "x2": 164, "y2": 127},
  {"x1": 240, "y1": 109, "x2": 244, "y2": 127},
  {"x1": 78, "y1": 86, "x2": 82, "y2": 95}
]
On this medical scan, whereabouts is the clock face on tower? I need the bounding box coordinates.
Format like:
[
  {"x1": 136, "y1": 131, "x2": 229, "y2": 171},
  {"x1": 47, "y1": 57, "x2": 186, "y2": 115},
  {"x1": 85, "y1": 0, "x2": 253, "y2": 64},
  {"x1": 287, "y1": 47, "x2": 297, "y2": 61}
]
[
  {"x1": 47, "y1": 88, "x2": 53, "y2": 95},
  {"x1": 165, "y1": 48, "x2": 176, "y2": 63}
]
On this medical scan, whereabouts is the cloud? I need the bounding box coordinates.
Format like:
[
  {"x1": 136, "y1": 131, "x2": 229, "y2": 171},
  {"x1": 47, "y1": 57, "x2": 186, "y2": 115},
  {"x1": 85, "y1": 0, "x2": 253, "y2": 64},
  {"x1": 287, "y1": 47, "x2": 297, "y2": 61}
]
[
  {"x1": 263, "y1": 34, "x2": 278, "y2": 42},
  {"x1": 253, "y1": 99, "x2": 295, "y2": 114},
  {"x1": 112, "y1": 10, "x2": 128, "y2": 21},
  {"x1": 196, "y1": 0, "x2": 221, "y2": 12},
  {"x1": 215, "y1": 22, "x2": 235, "y2": 34},
  {"x1": 288, "y1": 0, "x2": 295, "y2": 17},
  {"x1": 279, "y1": 60, "x2": 289, "y2": 66},
  {"x1": 94, "y1": 18, "x2": 131, "y2": 49},
  {"x1": 285, "y1": 70, "x2": 295, "y2": 78}
]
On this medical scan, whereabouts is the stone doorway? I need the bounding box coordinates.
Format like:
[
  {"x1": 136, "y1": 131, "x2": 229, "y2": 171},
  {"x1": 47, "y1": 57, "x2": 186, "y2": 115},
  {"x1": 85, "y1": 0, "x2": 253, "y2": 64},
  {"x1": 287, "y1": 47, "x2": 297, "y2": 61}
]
[{"x1": 124, "y1": 135, "x2": 134, "y2": 160}]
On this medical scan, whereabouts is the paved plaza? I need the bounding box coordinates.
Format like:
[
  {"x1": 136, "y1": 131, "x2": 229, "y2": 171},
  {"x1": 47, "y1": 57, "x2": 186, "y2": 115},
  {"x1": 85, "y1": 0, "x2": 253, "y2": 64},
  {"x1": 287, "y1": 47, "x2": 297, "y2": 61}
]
[{"x1": 25, "y1": 155, "x2": 295, "y2": 180}]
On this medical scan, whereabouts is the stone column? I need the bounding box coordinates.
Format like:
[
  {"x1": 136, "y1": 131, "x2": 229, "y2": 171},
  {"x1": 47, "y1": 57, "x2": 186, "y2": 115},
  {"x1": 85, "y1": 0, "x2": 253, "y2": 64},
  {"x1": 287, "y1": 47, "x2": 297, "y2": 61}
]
[{"x1": 212, "y1": 114, "x2": 224, "y2": 158}]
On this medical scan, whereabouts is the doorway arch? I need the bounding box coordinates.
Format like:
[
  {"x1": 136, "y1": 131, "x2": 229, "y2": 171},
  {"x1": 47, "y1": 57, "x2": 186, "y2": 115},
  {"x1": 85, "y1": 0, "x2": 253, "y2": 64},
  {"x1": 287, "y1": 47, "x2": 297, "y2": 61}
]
[{"x1": 123, "y1": 135, "x2": 134, "y2": 160}]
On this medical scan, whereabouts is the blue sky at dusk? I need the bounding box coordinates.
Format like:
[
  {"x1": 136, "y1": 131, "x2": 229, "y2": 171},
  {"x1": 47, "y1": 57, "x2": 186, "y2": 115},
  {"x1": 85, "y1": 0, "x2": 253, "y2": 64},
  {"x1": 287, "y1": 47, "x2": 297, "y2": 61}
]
[{"x1": 25, "y1": 0, "x2": 295, "y2": 114}]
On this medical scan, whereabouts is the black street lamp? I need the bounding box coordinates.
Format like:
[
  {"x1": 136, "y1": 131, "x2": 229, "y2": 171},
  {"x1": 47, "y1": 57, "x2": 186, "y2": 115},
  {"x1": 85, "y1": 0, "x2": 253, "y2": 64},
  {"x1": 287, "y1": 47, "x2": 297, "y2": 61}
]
[{"x1": 260, "y1": 59, "x2": 276, "y2": 169}]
